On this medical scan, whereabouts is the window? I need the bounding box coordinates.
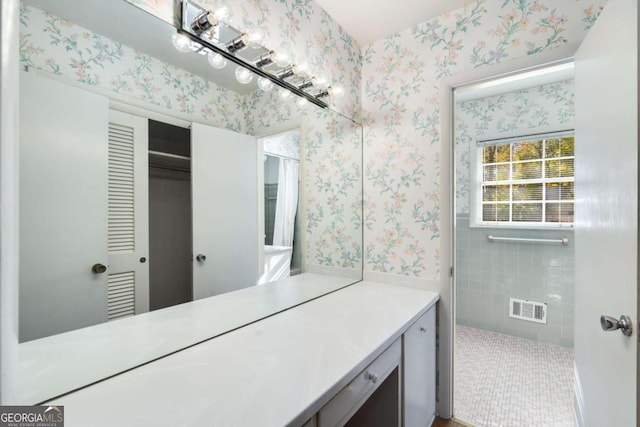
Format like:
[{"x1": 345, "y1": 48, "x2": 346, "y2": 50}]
[{"x1": 472, "y1": 132, "x2": 574, "y2": 227}]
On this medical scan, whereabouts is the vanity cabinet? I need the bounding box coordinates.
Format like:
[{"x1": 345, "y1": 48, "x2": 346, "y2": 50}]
[
  {"x1": 403, "y1": 307, "x2": 436, "y2": 427},
  {"x1": 311, "y1": 306, "x2": 436, "y2": 427}
]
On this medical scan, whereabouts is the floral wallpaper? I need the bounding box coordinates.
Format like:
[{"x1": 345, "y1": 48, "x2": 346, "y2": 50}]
[
  {"x1": 19, "y1": 2, "x2": 362, "y2": 273},
  {"x1": 302, "y1": 107, "x2": 362, "y2": 270},
  {"x1": 455, "y1": 78, "x2": 575, "y2": 214},
  {"x1": 362, "y1": 0, "x2": 607, "y2": 280},
  {"x1": 125, "y1": 0, "x2": 361, "y2": 121}
]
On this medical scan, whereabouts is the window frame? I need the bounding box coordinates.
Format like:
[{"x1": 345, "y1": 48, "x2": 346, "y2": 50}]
[{"x1": 469, "y1": 130, "x2": 575, "y2": 230}]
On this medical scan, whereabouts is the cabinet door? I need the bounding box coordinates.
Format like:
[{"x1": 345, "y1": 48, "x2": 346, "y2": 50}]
[
  {"x1": 19, "y1": 72, "x2": 109, "y2": 341},
  {"x1": 106, "y1": 110, "x2": 149, "y2": 319},
  {"x1": 191, "y1": 123, "x2": 258, "y2": 299},
  {"x1": 403, "y1": 307, "x2": 436, "y2": 427}
]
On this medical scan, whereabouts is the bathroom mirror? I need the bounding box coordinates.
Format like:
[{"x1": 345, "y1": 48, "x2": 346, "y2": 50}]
[{"x1": 16, "y1": 0, "x2": 362, "y2": 403}]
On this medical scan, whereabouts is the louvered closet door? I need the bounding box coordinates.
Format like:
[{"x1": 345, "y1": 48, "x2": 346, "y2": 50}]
[
  {"x1": 191, "y1": 123, "x2": 258, "y2": 299},
  {"x1": 19, "y1": 72, "x2": 109, "y2": 342},
  {"x1": 107, "y1": 110, "x2": 149, "y2": 320}
]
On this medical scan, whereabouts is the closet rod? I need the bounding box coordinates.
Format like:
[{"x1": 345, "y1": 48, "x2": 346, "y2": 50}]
[
  {"x1": 487, "y1": 235, "x2": 569, "y2": 246},
  {"x1": 149, "y1": 150, "x2": 190, "y2": 161}
]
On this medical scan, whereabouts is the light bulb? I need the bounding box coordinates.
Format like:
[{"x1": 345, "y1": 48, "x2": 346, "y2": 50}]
[
  {"x1": 278, "y1": 88, "x2": 292, "y2": 100},
  {"x1": 243, "y1": 28, "x2": 264, "y2": 49},
  {"x1": 271, "y1": 51, "x2": 290, "y2": 68},
  {"x1": 312, "y1": 76, "x2": 329, "y2": 90},
  {"x1": 235, "y1": 66, "x2": 254, "y2": 84},
  {"x1": 293, "y1": 62, "x2": 309, "y2": 77},
  {"x1": 172, "y1": 33, "x2": 192, "y2": 53},
  {"x1": 257, "y1": 77, "x2": 274, "y2": 92},
  {"x1": 208, "y1": 52, "x2": 227, "y2": 69},
  {"x1": 212, "y1": 0, "x2": 231, "y2": 22},
  {"x1": 329, "y1": 86, "x2": 343, "y2": 97}
]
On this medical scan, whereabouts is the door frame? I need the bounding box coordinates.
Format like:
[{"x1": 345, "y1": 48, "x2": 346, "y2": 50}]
[{"x1": 437, "y1": 48, "x2": 579, "y2": 419}]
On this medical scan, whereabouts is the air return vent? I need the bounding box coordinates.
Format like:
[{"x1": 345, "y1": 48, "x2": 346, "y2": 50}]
[{"x1": 509, "y1": 298, "x2": 547, "y2": 324}]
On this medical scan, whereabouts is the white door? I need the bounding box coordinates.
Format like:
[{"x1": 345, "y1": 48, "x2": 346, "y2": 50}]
[
  {"x1": 191, "y1": 123, "x2": 258, "y2": 299},
  {"x1": 19, "y1": 72, "x2": 109, "y2": 342},
  {"x1": 574, "y1": 0, "x2": 637, "y2": 425},
  {"x1": 107, "y1": 110, "x2": 149, "y2": 319}
]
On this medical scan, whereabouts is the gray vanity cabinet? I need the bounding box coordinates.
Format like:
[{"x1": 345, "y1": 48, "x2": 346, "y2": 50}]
[{"x1": 403, "y1": 307, "x2": 436, "y2": 427}]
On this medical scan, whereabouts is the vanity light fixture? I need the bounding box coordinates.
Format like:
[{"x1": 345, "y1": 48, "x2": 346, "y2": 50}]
[
  {"x1": 257, "y1": 77, "x2": 274, "y2": 91},
  {"x1": 276, "y1": 63, "x2": 308, "y2": 80},
  {"x1": 207, "y1": 51, "x2": 227, "y2": 69},
  {"x1": 190, "y1": 11, "x2": 219, "y2": 35},
  {"x1": 234, "y1": 66, "x2": 254, "y2": 84},
  {"x1": 255, "y1": 51, "x2": 290, "y2": 69},
  {"x1": 298, "y1": 79, "x2": 314, "y2": 90},
  {"x1": 172, "y1": 33, "x2": 193, "y2": 53},
  {"x1": 278, "y1": 88, "x2": 292, "y2": 99},
  {"x1": 226, "y1": 30, "x2": 263, "y2": 53},
  {"x1": 316, "y1": 86, "x2": 343, "y2": 99},
  {"x1": 178, "y1": 0, "x2": 329, "y2": 108}
]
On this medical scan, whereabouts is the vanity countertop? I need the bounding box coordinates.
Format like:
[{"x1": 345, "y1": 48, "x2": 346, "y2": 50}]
[
  {"x1": 18, "y1": 273, "x2": 356, "y2": 404},
  {"x1": 48, "y1": 281, "x2": 439, "y2": 426}
]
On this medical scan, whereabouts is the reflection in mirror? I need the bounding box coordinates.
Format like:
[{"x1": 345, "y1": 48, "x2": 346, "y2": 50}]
[
  {"x1": 259, "y1": 130, "x2": 302, "y2": 284},
  {"x1": 17, "y1": 0, "x2": 362, "y2": 397}
]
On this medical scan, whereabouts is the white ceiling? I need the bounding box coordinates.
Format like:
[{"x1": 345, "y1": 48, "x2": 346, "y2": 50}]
[{"x1": 314, "y1": 0, "x2": 473, "y2": 46}]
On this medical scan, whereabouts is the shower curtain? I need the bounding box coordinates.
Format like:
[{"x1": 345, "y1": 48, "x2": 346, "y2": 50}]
[{"x1": 272, "y1": 158, "x2": 299, "y2": 247}]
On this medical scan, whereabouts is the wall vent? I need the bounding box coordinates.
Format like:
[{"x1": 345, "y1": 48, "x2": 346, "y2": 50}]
[{"x1": 509, "y1": 297, "x2": 547, "y2": 324}]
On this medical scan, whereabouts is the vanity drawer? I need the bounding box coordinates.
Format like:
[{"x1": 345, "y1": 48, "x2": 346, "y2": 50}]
[{"x1": 318, "y1": 338, "x2": 401, "y2": 427}]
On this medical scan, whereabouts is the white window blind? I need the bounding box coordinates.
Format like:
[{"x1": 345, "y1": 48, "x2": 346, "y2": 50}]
[{"x1": 474, "y1": 132, "x2": 575, "y2": 226}]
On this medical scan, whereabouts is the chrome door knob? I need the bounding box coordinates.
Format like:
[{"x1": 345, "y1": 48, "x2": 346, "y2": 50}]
[
  {"x1": 195, "y1": 254, "x2": 206, "y2": 262},
  {"x1": 91, "y1": 263, "x2": 107, "y2": 274},
  {"x1": 600, "y1": 314, "x2": 633, "y2": 336}
]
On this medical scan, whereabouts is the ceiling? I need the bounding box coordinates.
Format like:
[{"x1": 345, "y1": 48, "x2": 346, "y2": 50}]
[{"x1": 314, "y1": 0, "x2": 474, "y2": 46}]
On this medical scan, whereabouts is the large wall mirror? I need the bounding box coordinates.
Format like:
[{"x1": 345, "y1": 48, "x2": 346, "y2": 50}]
[{"x1": 16, "y1": 0, "x2": 362, "y2": 403}]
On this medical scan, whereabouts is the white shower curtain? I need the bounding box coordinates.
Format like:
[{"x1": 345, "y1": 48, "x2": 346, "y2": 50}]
[{"x1": 272, "y1": 158, "x2": 299, "y2": 247}]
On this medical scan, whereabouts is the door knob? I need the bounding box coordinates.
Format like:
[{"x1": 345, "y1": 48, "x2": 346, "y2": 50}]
[
  {"x1": 91, "y1": 263, "x2": 107, "y2": 274},
  {"x1": 600, "y1": 314, "x2": 633, "y2": 336},
  {"x1": 196, "y1": 254, "x2": 206, "y2": 262}
]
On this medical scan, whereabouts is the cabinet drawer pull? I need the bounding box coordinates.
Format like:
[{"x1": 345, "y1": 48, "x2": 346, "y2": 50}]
[
  {"x1": 365, "y1": 372, "x2": 378, "y2": 384},
  {"x1": 420, "y1": 326, "x2": 427, "y2": 333}
]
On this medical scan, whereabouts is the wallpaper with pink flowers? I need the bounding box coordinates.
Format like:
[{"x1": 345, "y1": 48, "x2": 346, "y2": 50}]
[{"x1": 361, "y1": 0, "x2": 607, "y2": 281}]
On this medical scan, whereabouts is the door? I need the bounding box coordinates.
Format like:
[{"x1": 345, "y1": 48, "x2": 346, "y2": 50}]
[
  {"x1": 191, "y1": 123, "x2": 258, "y2": 299},
  {"x1": 403, "y1": 307, "x2": 436, "y2": 427},
  {"x1": 19, "y1": 72, "x2": 109, "y2": 342},
  {"x1": 107, "y1": 110, "x2": 149, "y2": 319},
  {"x1": 574, "y1": 0, "x2": 637, "y2": 425}
]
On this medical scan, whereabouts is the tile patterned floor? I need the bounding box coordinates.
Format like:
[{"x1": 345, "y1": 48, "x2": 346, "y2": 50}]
[{"x1": 454, "y1": 325, "x2": 575, "y2": 427}]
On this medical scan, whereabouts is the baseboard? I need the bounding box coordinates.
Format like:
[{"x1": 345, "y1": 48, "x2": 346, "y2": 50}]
[
  {"x1": 574, "y1": 364, "x2": 585, "y2": 427},
  {"x1": 363, "y1": 270, "x2": 439, "y2": 291}
]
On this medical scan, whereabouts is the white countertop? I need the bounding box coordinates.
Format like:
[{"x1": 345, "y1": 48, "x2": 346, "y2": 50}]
[
  {"x1": 48, "y1": 281, "x2": 439, "y2": 427},
  {"x1": 16, "y1": 273, "x2": 357, "y2": 404}
]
